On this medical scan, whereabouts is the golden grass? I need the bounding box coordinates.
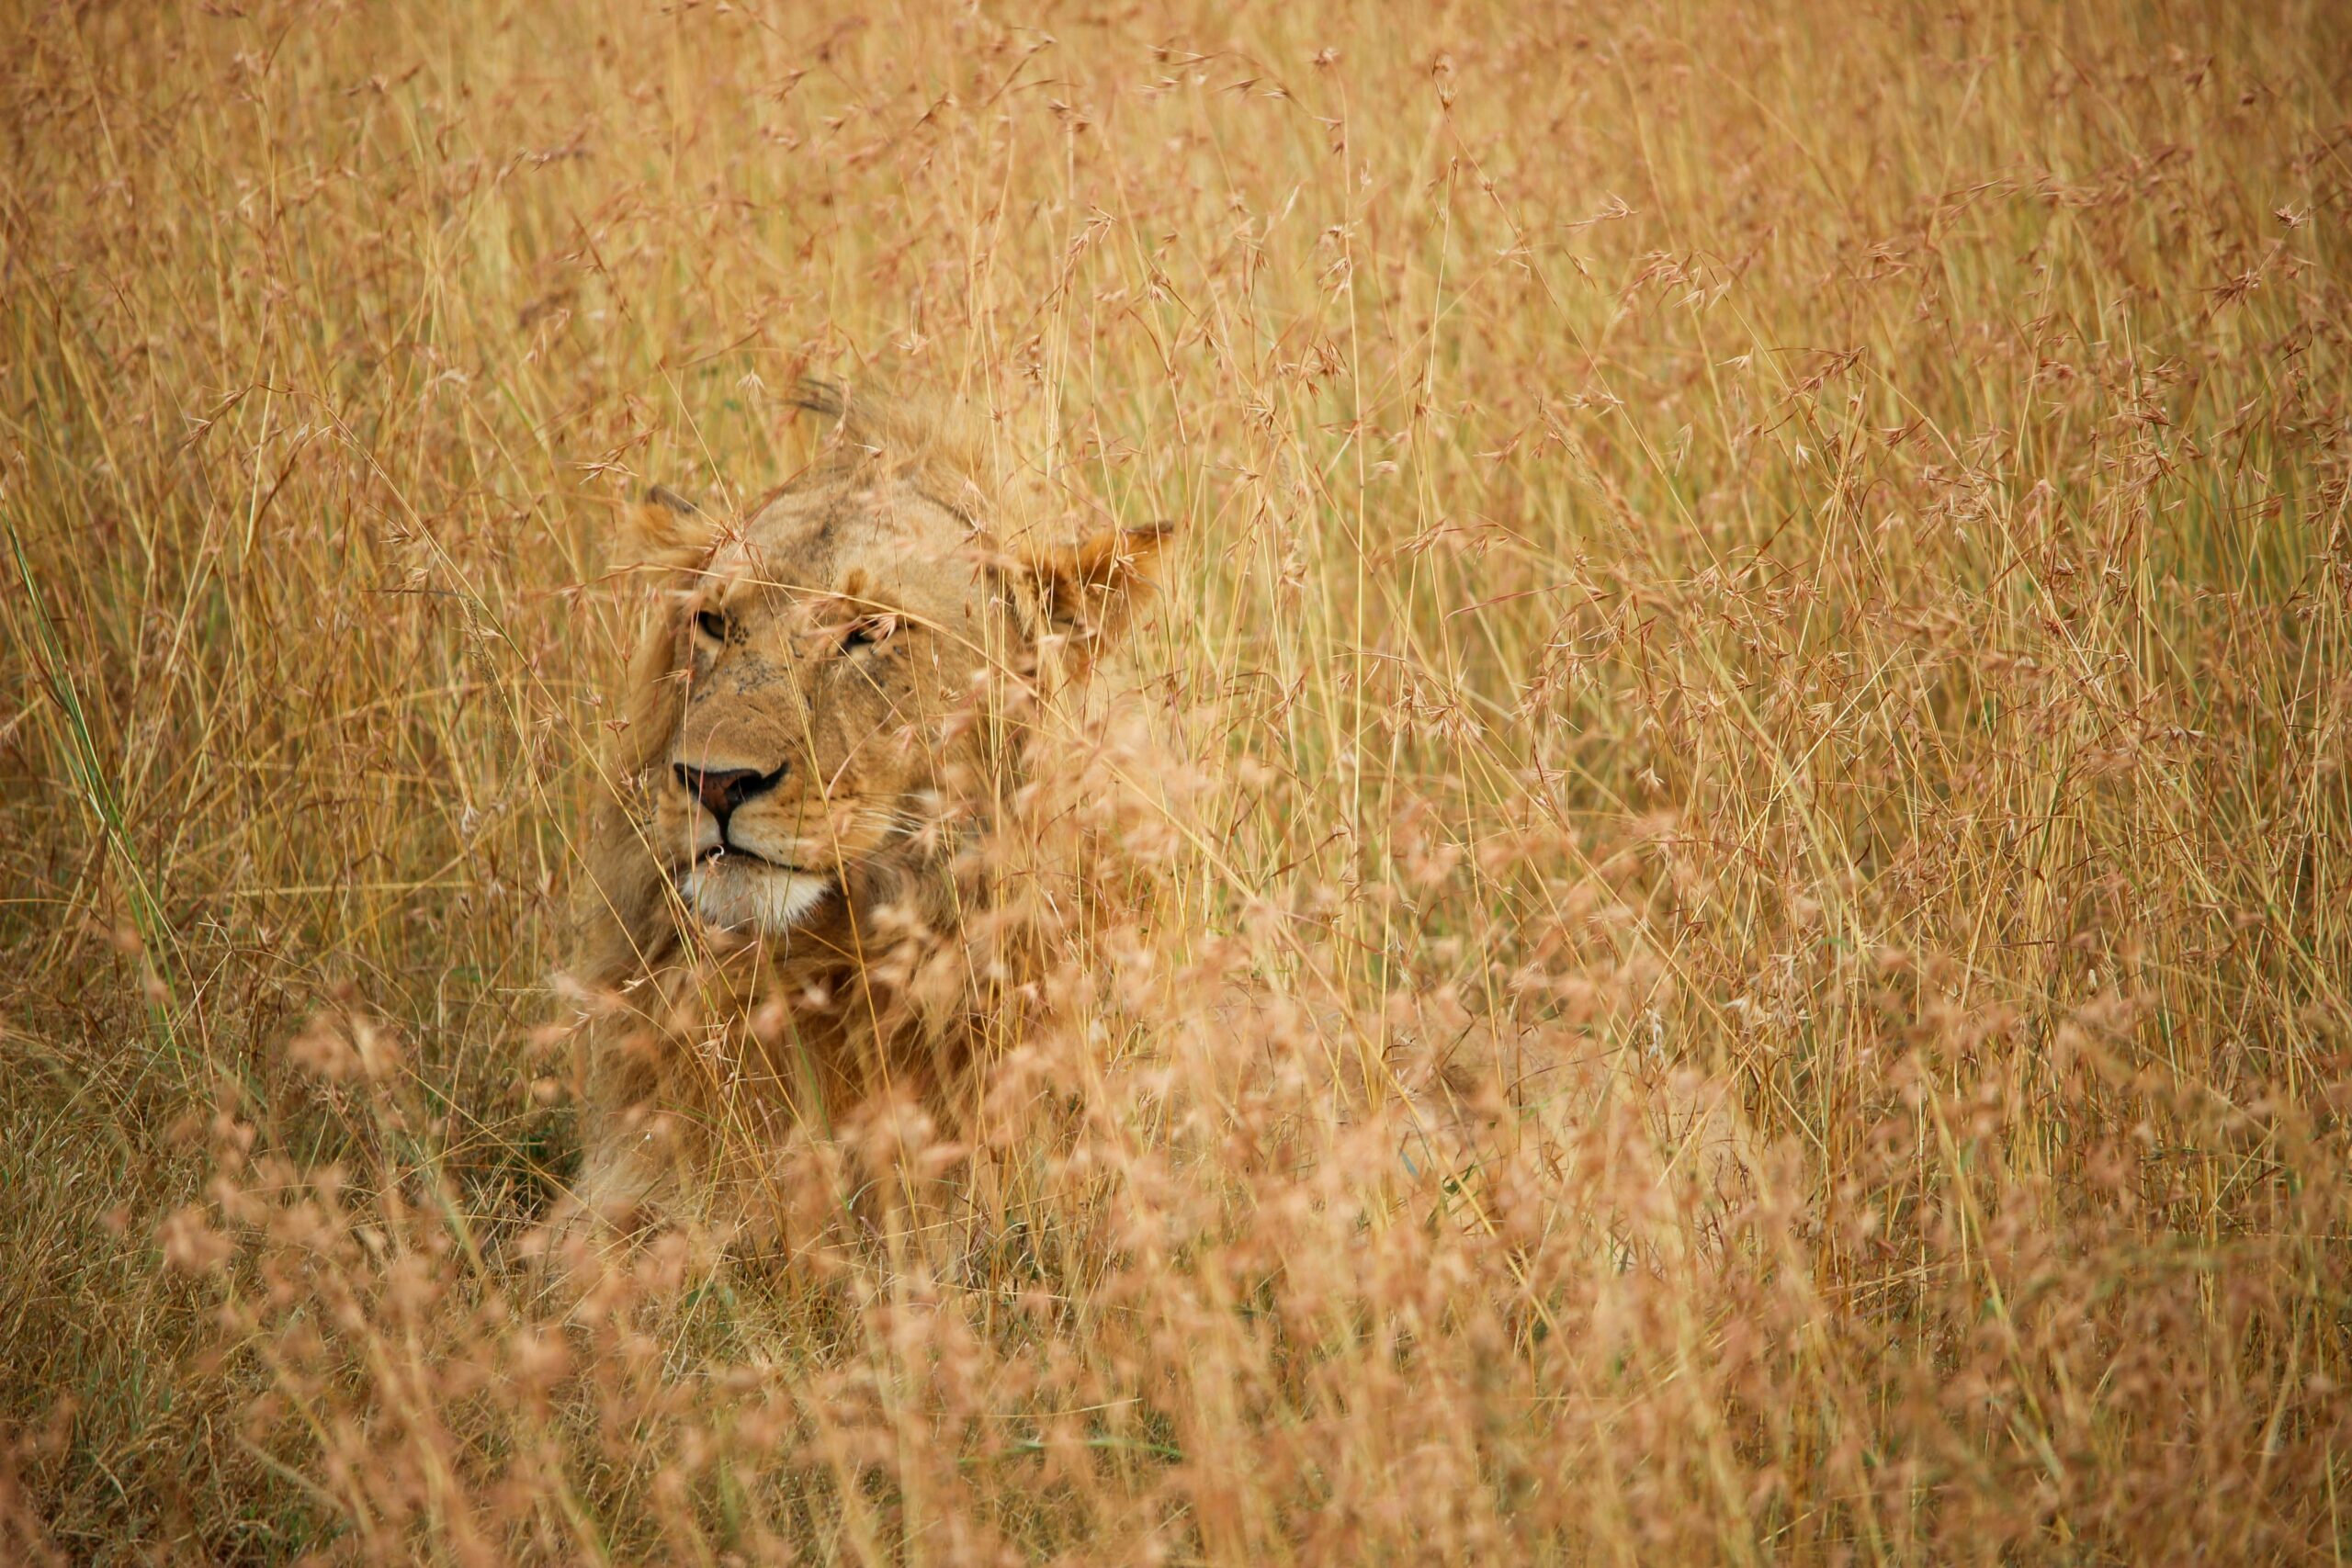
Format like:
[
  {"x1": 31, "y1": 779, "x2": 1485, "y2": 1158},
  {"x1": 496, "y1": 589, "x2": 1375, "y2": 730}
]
[{"x1": 4, "y1": 0, "x2": 2350, "y2": 1560}]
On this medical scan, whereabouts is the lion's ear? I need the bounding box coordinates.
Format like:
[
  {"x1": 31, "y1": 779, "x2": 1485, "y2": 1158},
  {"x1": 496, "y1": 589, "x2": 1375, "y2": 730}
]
[
  {"x1": 619, "y1": 486, "x2": 722, "y2": 571},
  {"x1": 1020, "y1": 521, "x2": 1174, "y2": 660}
]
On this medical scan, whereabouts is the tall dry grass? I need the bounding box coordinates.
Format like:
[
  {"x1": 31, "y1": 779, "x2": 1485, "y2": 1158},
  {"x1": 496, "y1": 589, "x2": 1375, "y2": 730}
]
[{"x1": 4, "y1": 0, "x2": 2350, "y2": 1561}]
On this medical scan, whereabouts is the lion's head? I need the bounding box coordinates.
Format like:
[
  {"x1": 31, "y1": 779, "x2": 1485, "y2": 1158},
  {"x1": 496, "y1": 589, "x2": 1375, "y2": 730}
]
[{"x1": 592, "y1": 384, "x2": 1168, "y2": 967}]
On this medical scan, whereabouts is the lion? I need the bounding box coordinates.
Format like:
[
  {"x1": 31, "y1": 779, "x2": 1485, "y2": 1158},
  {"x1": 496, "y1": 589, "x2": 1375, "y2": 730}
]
[{"x1": 561, "y1": 382, "x2": 1170, "y2": 1242}]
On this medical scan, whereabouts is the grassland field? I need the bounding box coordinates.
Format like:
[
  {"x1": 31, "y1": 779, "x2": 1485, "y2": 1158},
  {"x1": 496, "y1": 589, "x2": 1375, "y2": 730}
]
[{"x1": 4, "y1": 0, "x2": 2352, "y2": 1561}]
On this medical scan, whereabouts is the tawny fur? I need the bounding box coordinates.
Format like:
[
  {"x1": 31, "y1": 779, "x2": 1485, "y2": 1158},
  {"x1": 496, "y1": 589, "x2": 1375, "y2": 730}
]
[{"x1": 564, "y1": 382, "x2": 1168, "y2": 1241}]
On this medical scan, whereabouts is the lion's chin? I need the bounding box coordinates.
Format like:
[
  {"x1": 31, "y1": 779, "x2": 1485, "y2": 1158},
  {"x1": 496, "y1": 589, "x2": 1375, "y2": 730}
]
[{"x1": 678, "y1": 861, "x2": 833, "y2": 935}]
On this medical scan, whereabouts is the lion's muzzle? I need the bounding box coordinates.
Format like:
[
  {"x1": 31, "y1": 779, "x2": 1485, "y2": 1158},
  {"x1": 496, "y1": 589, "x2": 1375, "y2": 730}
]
[{"x1": 673, "y1": 761, "x2": 787, "y2": 841}]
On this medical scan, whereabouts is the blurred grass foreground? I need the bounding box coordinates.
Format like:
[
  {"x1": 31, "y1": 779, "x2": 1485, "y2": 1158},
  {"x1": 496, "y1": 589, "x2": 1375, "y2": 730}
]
[{"x1": 5, "y1": 1, "x2": 2352, "y2": 1561}]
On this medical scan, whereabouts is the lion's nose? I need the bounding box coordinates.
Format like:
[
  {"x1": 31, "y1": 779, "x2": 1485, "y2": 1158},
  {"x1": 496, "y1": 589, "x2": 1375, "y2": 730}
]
[{"x1": 674, "y1": 762, "x2": 785, "y2": 828}]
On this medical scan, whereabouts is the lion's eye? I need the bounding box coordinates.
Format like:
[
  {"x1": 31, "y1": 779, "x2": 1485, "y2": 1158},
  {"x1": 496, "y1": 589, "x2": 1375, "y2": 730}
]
[
  {"x1": 695, "y1": 609, "x2": 729, "y2": 642},
  {"x1": 842, "y1": 613, "x2": 897, "y2": 652}
]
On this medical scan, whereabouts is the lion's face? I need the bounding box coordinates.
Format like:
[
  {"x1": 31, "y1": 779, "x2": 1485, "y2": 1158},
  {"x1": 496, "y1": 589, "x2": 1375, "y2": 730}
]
[
  {"x1": 600, "y1": 390, "x2": 1169, "y2": 955},
  {"x1": 655, "y1": 474, "x2": 1000, "y2": 937}
]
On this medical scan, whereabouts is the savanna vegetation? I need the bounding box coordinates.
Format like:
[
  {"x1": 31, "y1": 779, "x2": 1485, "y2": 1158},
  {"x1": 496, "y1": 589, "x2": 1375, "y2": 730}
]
[{"x1": 5, "y1": 0, "x2": 2351, "y2": 1560}]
